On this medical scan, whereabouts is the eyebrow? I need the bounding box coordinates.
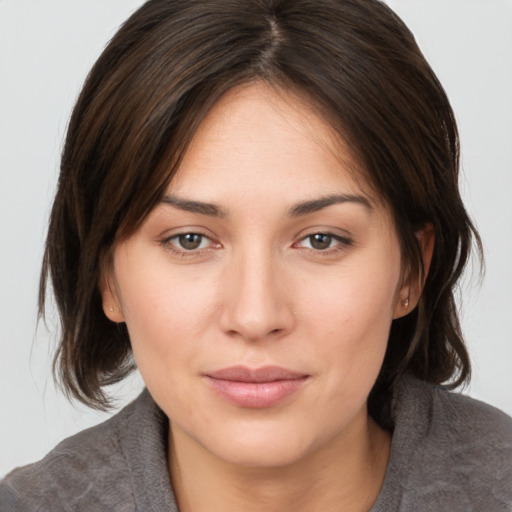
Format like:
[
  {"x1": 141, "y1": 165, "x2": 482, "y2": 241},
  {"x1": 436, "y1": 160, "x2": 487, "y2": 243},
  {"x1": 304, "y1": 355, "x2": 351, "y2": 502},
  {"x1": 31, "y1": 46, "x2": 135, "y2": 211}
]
[
  {"x1": 288, "y1": 194, "x2": 374, "y2": 216},
  {"x1": 161, "y1": 195, "x2": 227, "y2": 218},
  {"x1": 161, "y1": 193, "x2": 373, "y2": 218}
]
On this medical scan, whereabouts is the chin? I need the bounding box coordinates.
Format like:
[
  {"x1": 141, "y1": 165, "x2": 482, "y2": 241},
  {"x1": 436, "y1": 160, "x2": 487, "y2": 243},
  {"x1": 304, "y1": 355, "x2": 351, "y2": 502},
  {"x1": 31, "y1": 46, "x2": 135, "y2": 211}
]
[
  {"x1": 190, "y1": 417, "x2": 327, "y2": 469},
  {"x1": 213, "y1": 437, "x2": 312, "y2": 469}
]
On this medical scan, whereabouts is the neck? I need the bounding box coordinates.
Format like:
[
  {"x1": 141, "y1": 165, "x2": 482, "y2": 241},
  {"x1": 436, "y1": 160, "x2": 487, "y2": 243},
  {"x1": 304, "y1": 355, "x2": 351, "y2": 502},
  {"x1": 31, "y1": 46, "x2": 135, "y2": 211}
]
[{"x1": 168, "y1": 413, "x2": 390, "y2": 512}]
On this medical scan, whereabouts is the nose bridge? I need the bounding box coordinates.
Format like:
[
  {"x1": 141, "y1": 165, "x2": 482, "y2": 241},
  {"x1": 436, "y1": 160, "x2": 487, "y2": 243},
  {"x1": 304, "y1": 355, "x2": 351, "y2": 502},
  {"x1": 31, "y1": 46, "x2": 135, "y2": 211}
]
[{"x1": 220, "y1": 243, "x2": 293, "y2": 340}]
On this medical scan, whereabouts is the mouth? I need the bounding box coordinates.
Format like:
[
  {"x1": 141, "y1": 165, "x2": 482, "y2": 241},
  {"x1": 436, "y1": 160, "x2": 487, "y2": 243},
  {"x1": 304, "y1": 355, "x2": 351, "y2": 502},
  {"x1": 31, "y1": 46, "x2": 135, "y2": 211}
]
[{"x1": 204, "y1": 366, "x2": 310, "y2": 408}]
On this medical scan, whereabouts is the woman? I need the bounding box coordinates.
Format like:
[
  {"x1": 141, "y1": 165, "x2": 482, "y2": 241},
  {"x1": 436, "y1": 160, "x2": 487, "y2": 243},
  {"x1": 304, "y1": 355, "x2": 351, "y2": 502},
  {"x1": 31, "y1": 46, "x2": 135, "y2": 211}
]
[{"x1": 1, "y1": 0, "x2": 511, "y2": 510}]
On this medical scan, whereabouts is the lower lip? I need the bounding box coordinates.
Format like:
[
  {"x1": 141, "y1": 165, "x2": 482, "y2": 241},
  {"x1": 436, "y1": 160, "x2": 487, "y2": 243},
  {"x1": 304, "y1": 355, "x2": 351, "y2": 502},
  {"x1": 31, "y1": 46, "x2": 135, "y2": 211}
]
[{"x1": 206, "y1": 377, "x2": 308, "y2": 408}]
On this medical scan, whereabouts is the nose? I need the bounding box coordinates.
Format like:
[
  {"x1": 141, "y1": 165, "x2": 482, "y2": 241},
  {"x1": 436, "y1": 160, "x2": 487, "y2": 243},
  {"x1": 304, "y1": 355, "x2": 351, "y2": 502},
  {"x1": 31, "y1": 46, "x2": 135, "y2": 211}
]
[{"x1": 219, "y1": 250, "x2": 295, "y2": 342}]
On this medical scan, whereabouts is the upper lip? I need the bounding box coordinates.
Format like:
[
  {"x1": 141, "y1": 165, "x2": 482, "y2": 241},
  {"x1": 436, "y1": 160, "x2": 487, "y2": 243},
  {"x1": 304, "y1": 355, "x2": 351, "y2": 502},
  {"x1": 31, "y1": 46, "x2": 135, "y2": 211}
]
[{"x1": 206, "y1": 366, "x2": 308, "y2": 383}]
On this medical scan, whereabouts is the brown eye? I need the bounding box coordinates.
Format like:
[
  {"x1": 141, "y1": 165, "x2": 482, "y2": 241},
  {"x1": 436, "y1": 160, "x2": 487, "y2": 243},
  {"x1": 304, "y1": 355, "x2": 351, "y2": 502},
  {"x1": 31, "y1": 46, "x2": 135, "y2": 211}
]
[
  {"x1": 161, "y1": 231, "x2": 220, "y2": 257},
  {"x1": 178, "y1": 233, "x2": 204, "y2": 250},
  {"x1": 295, "y1": 232, "x2": 352, "y2": 253},
  {"x1": 309, "y1": 233, "x2": 333, "y2": 250}
]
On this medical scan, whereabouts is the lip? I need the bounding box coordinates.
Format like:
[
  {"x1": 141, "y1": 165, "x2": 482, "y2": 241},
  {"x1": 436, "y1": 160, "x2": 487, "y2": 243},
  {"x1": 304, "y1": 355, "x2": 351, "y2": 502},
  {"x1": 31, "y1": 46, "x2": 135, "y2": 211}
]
[{"x1": 204, "y1": 366, "x2": 309, "y2": 408}]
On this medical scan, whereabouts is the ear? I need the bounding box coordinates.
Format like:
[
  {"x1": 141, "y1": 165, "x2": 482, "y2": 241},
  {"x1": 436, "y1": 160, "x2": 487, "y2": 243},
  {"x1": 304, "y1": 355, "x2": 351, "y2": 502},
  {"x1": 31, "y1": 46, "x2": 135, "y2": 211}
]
[
  {"x1": 393, "y1": 223, "x2": 435, "y2": 319},
  {"x1": 98, "y1": 265, "x2": 125, "y2": 323}
]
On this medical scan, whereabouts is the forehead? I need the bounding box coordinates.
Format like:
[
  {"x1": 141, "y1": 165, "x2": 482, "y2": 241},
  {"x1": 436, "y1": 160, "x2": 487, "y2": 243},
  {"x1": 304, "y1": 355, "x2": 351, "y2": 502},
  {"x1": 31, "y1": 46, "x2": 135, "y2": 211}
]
[{"x1": 169, "y1": 82, "x2": 375, "y2": 204}]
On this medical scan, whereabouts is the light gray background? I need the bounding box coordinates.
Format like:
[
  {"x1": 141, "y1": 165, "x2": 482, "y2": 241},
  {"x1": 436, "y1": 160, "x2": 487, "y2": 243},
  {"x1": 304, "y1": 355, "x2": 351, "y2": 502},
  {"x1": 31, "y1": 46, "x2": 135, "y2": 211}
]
[{"x1": 1, "y1": 0, "x2": 511, "y2": 477}]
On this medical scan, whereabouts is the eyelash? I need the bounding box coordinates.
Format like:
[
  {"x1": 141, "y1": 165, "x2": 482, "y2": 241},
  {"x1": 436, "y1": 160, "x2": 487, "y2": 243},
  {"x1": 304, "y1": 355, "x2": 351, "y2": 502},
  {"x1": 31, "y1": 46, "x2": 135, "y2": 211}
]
[
  {"x1": 160, "y1": 232, "x2": 218, "y2": 258},
  {"x1": 160, "y1": 231, "x2": 353, "y2": 258},
  {"x1": 293, "y1": 232, "x2": 353, "y2": 254}
]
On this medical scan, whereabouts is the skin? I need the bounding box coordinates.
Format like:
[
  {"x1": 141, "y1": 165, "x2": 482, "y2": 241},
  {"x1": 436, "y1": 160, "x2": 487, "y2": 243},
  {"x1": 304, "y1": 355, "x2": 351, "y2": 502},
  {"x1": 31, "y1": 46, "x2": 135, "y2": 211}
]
[{"x1": 101, "y1": 82, "x2": 434, "y2": 512}]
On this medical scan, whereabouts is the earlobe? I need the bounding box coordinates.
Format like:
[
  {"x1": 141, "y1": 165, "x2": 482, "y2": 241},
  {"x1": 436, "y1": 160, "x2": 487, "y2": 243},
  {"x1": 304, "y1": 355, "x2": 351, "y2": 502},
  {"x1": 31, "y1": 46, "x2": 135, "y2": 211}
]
[
  {"x1": 393, "y1": 223, "x2": 435, "y2": 319},
  {"x1": 99, "y1": 271, "x2": 125, "y2": 323}
]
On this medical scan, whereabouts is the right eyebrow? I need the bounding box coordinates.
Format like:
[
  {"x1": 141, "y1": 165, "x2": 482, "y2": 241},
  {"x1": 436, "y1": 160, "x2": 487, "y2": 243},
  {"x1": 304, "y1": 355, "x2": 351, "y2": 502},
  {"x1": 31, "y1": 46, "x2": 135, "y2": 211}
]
[{"x1": 160, "y1": 195, "x2": 227, "y2": 218}]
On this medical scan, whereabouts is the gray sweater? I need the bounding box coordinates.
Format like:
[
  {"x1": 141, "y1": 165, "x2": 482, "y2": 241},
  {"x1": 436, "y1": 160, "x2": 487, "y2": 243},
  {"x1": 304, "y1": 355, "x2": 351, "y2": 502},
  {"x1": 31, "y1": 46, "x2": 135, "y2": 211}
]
[{"x1": 1, "y1": 376, "x2": 512, "y2": 511}]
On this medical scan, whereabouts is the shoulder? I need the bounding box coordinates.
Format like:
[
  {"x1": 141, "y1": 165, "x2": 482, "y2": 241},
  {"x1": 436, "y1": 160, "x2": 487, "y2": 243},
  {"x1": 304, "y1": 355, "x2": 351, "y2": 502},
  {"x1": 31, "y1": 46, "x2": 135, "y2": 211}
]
[
  {"x1": 386, "y1": 376, "x2": 512, "y2": 510},
  {"x1": 404, "y1": 376, "x2": 512, "y2": 454},
  {"x1": 419, "y1": 379, "x2": 512, "y2": 484},
  {"x1": 428, "y1": 380, "x2": 512, "y2": 444},
  {"x1": 0, "y1": 391, "x2": 153, "y2": 512}
]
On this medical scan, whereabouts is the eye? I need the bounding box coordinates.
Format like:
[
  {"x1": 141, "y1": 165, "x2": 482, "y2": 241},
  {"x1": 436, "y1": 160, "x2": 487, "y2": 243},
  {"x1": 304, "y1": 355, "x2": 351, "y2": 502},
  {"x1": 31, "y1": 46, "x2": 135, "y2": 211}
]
[
  {"x1": 175, "y1": 233, "x2": 208, "y2": 250},
  {"x1": 296, "y1": 232, "x2": 352, "y2": 252},
  {"x1": 306, "y1": 233, "x2": 335, "y2": 250},
  {"x1": 163, "y1": 232, "x2": 213, "y2": 252}
]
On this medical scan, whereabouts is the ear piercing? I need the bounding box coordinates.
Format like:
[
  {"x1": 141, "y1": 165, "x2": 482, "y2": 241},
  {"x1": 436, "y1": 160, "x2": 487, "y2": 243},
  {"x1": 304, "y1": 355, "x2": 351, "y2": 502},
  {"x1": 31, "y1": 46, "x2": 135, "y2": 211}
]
[
  {"x1": 403, "y1": 298, "x2": 409, "y2": 308},
  {"x1": 109, "y1": 305, "x2": 115, "y2": 312}
]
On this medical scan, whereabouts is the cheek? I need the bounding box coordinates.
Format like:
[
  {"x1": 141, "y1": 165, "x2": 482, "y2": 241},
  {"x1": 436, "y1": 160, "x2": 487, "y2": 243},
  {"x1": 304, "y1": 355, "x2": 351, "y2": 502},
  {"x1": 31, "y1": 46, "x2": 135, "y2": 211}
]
[
  {"x1": 298, "y1": 258, "x2": 399, "y2": 372},
  {"x1": 303, "y1": 262, "x2": 398, "y2": 328},
  {"x1": 114, "y1": 256, "x2": 218, "y2": 372},
  {"x1": 114, "y1": 259, "x2": 225, "y2": 431},
  {"x1": 297, "y1": 275, "x2": 397, "y2": 429}
]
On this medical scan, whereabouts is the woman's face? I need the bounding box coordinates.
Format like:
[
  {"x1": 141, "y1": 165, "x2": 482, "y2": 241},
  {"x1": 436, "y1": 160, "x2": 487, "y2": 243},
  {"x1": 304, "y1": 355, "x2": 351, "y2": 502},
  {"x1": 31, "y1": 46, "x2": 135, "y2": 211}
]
[{"x1": 103, "y1": 83, "x2": 412, "y2": 468}]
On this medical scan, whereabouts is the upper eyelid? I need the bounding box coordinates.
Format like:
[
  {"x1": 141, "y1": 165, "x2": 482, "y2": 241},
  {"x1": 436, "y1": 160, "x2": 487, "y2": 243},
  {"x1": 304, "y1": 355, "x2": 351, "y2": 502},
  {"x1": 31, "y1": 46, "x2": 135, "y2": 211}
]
[
  {"x1": 159, "y1": 226, "x2": 215, "y2": 241},
  {"x1": 293, "y1": 226, "x2": 353, "y2": 242},
  {"x1": 163, "y1": 230, "x2": 210, "y2": 240},
  {"x1": 295, "y1": 233, "x2": 352, "y2": 245},
  {"x1": 160, "y1": 231, "x2": 211, "y2": 246},
  {"x1": 164, "y1": 232, "x2": 214, "y2": 245}
]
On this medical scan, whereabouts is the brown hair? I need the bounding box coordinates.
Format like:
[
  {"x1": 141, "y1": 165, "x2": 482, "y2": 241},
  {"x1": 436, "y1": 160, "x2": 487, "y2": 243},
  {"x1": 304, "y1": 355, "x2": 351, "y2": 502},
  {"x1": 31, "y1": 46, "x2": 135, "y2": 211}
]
[{"x1": 40, "y1": 0, "x2": 481, "y2": 426}]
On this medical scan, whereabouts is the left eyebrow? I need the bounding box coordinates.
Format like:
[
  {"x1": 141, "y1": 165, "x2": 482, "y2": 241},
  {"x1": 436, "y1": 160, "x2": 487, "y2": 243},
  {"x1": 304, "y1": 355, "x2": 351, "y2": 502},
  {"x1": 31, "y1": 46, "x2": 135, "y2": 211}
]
[{"x1": 288, "y1": 194, "x2": 374, "y2": 216}]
